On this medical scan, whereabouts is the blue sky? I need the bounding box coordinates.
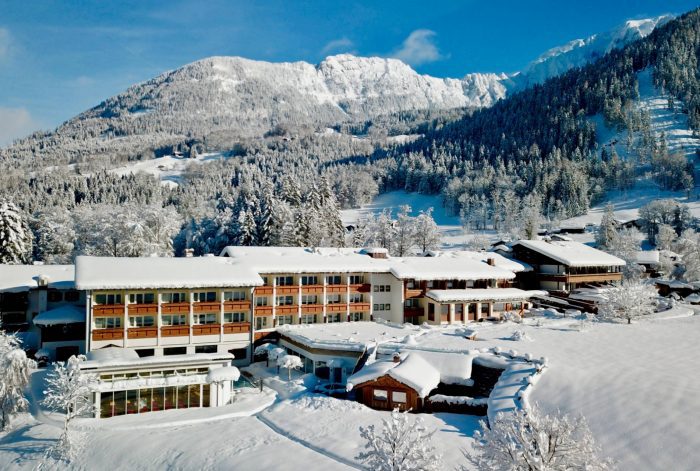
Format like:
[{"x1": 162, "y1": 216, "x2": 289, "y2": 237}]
[{"x1": 0, "y1": 0, "x2": 697, "y2": 145}]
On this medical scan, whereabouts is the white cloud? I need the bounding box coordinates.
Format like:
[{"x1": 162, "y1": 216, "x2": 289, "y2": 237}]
[
  {"x1": 391, "y1": 29, "x2": 444, "y2": 66},
  {"x1": 0, "y1": 28, "x2": 11, "y2": 60},
  {"x1": 0, "y1": 107, "x2": 42, "y2": 146},
  {"x1": 321, "y1": 37, "x2": 355, "y2": 56}
]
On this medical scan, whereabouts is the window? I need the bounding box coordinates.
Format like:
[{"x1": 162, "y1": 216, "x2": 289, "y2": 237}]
[
  {"x1": 327, "y1": 294, "x2": 341, "y2": 304},
  {"x1": 481, "y1": 303, "x2": 490, "y2": 314},
  {"x1": 262, "y1": 276, "x2": 269, "y2": 285},
  {"x1": 349, "y1": 293, "x2": 363, "y2": 303},
  {"x1": 94, "y1": 317, "x2": 122, "y2": 329},
  {"x1": 223, "y1": 312, "x2": 246, "y2": 323},
  {"x1": 193, "y1": 292, "x2": 217, "y2": 303},
  {"x1": 428, "y1": 303, "x2": 435, "y2": 321},
  {"x1": 426, "y1": 281, "x2": 435, "y2": 288},
  {"x1": 164, "y1": 347, "x2": 187, "y2": 356},
  {"x1": 94, "y1": 293, "x2": 122, "y2": 305},
  {"x1": 193, "y1": 313, "x2": 217, "y2": 325},
  {"x1": 327, "y1": 275, "x2": 341, "y2": 285},
  {"x1": 48, "y1": 291, "x2": 63, "y2": 302},
  {"x1": 350, "y1": 312, "x2": 363, "y2": 322},
  {"x1": 374, "y1": 285, "x2": 391, "y2": 293},
  {"x1": 348, "y1": 275, "x2": 364, "y2": 284},
  {"x1": 64, "y1": 290, "x2": 80, "y2": 302},
  {"x1": 405, "y1": 299, "x2": 419, "y2": 308},
  {"x1": 301, "y1": 314, "x2": 317, "y2": 324},
  {"x1": 136, "y1": 349, "x2": 154, "y2": 358},
  {"x1": 392, "y1": 391, "x2": 407, "y2": 403},
  {"x1": 374, "y1": 303, "x2": 380, "y2": 311},
  {"x1": 327, "y1": 313, "x2": 341, "y2": 323},
  {"x1": 162, "y1": 292, "x2": 187, "y2": 303},
  {"x1": 276, "y1": 315, "x2": 293, "y2": 326},
  {"x1": 300, "y1": 276, "x2": 318, "y2": 286},
  {"x1": 384, "y1": 304, "x2": 390, "y2": 311},
  {"x1": 130, "y1": 316, "x2": 155, "y2": 328},
  {"x1": 229, "y1": 347, "x2": 248, "y2": 361},
  {"x1": 161, "y1": 314, "x2": 186, "y2": 326},
  {"x1": 373, "y1": 389, "x2": 388, "y2": 401},
  {"x1": 373, "y1": 304, "x2": 390, "y2": 311},
  {"x1": 195, "y1": 345, "x2": 217, "y2": 354},
  {"x1": 276, "y1": 276, "x2": 294, "y2": 286},
  {"x1": 223, "y1": 291, "x2": 246, "y2": 302},
  {"x1": 446, "y1": 281, "x2": 454, "y2": 288},
  {"x1": 276, "y1": 295, "x2": 294, "y2": 306},
  {"x1": 129, "y1": 293, "x2": 155, "y2": 304},
  {"x1": 255, "y1": 297, "x2": 268, "y2": 307},
  {"x1": 255, "y1": 316, "x2": 268, "y2": 330},
  {"x1": 301, "y1": 295, "x2": 318, "y2": 305},
  {"x1": 406, "y1": 280, "x2": 416, "y2": 289}
]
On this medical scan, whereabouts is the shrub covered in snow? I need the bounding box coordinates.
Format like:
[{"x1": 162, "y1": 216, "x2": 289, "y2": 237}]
[
  {"x1": 509, "y1": 330, "x2": 533, "y2": 342},
  {"x1": 502, "y1": 311, "x2": 522, "y2": 323},
  {"x1": 277, "y1": 354, "x2": 303, "y2": 380}
]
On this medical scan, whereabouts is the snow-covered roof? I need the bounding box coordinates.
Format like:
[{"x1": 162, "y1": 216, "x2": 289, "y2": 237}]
[
  {"x1": 410, "y1": 351, "x2": 474, "y2": 386},
  {"x1": 420, "y1": 250, "x2": 532, "y2": 273},
  {"x1": 425, "y1": 288, "x2": 546, "y2": 303},
  {"x1": 684, "y1": 293, "x2": 700, "y2": 303},
  {"x1": 82, "y1": 347, "x2": 233, "y2": 370},
  {"x1": 33, "y1": 305, "x2": 85, "y2": 326},
  {"x1": 206, "y1": 366, "x2": 241, "y2": 383},
  {"x1": 634, "y1": 251, "x2": 660, "y2": 265},
  {"x1": 655, "y1": 279, "x2": 694, "y2": 289},
  {"x1": 513, "y1": 240, "x2": 626, "y2": 267},
  {"x1": 389, "y1": 256, "x2": 515, "y2": 281},
  {"x1": 75, "y1": 256, "x2": 263, "y2": 290},
  {"x1": 0, "y1": 264, "x2": 74, "y2": 292},
  {"x1": 347, "y1": 353, "x2": 441, "y2": 398}
]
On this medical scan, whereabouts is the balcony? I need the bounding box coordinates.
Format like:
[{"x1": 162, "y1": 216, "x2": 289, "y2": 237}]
[
  {"x1": 349, "y1": 302, "x2": 370, "y2": 313},
  {"x1": 92, "y1": 328, "x2": 124, "y2": 341},
  {"x1": 276, "y1": 286, "x2": 298, "y2": 295},
  {"x1": 404, "y1": 308, "x2": 424, "y2": 318},
  {"x1": 193, "y1": 324, "x2": 221, "y2": 336},
  {"x1": 127, "y1": 304, "x2": 158, "y2": 315},
  {"x1": 161, "y1": 325, "x2": 190, "y2": 337},
  {"x1": 538, "y1": 272, "x2": 623, "y2": 283},
  {"x1": 223, "y1": 323, "x2": 250, "y2": 334},
  {"x1": 254, "y1": 306, "x2": 273, "y2": 316},
  {"x1": 224, "y1": 300, "x2": 251, "y2": 311},
  {"x1": 276, "y1": 305, "x2": 299, "y2": 315},
  {"x1": 300, "y1": 304, "x2": 323, "y2": 314},
  {"x1": 254, "y1": 286, "x2": 274, "y2": 296},
  {"x1": 349, "y1": 283, "x2": 371, "y2": 293},
  {"x1": 326, "y1": 303, "x2": 348, "y2": 313},
  {"x1": 127, "y1": 327, "x2": 157, "y2": 339},
  {"x1": 93, "y1": 304, "x2": 125, "y2": 316},
  {"x1": 326, "y1": 284, "x2": 346, "y2": 293},
  {"x1": 161, "y1": 302, "x2": 190, "y2": 314},
  {"x1": 193, "y1": 302, "x2": 220, "y2": 313},
  {"x1": 404, "y1": 288, "x2": 424, "y2": 299},
  {"x1": 301, "y1": 285, "x2": 324, "y2": 294}
]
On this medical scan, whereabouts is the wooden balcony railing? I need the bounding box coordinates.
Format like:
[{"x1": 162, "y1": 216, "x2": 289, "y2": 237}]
[
  {"x1": 92, "y1": 328, "x2": 124, "y2": 341},
  {"x1": 127, "y1": 304, "x2": 158, "y2": 315},
  {"x1": 223, "y1": 323, "x2": 250, "y2": 334},
  {"x1": 254, "y1": 286, "x2": 274, "y2": 295},
  {"x1": 301, "y1": 285, "x2": 324, "y2": 294},
  {"x1": 192, "y1": 324, "x2": 221, "y2": 336},
  {"x1": 276, "y1": 305, "x2": 299, "y2": 315},
  {"x1": 193, "y1": 302, "x2": 220, "y2": 313},
  {"x1": 538, "y1": 272, "x2": 623, "y2": 283},
  {"x1": 254, "y1": 306, "x2": 273, "y2": 316},
  {"x1": 161, "y1": 302, "x2": 190, "y2": 314},
  {"x1": 349, "y1": 283, "x2": 371, "y2": 293},
  {"x1": 127, "y1": 327, "x2": 157, "y2": 339},
  {"x1": 93, "y1": 305, "x2": 125, "y2": 316},
  {"x1": 404, "y1": 288, "x2": 424, "y2": 299},
  {"x1": 276, "y1": 286, "x2": 298, "y2": 295},
  {"x1": 349, "y1": 302, "x2": 370, "y2": 313},
  {"x1": 326, "y1": 284, "x2": 346, "y2": 293},
  {"x1": 326, "y1": 303, "x2": 348, "y2": 313},
  {"x1": 300, "y1": 304, "x2": 323, "y2": 314},
  {"x1": 161, "y1": 326, "x2": 190, "y2": 337},
  {"x1": 224, "y1": 300, "x2": 250, "y2": 311}
]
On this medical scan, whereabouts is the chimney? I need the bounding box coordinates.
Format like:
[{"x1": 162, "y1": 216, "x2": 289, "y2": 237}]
[
  {"x1": 487, "y1": 257, "x2": 495, "y2": 266},
  {"x1": 185, "y1": 248, "x2": 194, "y2": 258}
]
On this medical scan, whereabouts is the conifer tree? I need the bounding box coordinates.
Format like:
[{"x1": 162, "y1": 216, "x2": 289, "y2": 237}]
[{"x1": 0, "y1": 200, "x2": 32, "y2": 264}]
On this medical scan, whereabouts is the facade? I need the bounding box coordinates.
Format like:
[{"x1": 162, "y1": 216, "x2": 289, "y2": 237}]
[{"x1": 512, "y1": 239, "x2": 626, "y2": 292}]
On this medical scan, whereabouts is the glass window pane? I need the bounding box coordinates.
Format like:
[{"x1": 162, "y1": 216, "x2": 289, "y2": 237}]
[
  {"x1": 189, "y1": 384, "x2": 201, "y2": 408},
  {"x1": 100, "y1": 391, "x2": 113, "y2": 418},
  {"x1": 152, "y1": 388, "x2": 164, "y2": 412},
  {"x1": 139, "y1": 389, "x2": 151, "y2": 413},
  {"x1": 113, "y1": 390, "x2": 126, "y2": 416},
  {"x1": 392, "y1": 391, "x2": 407, "y2": 403},
  {"x1": 177, "y1": 386, "x2": 189, "y2": 409},
  {"x1": 202, "y1": 384, "x2": 210, "y2": 407},
  {"x1": 373, "y1": 389, "x2": 388, "y2": 400},
  {"x1": 164, "y1": 386, "x2": 176, "y2": 410},
  {"x1": 126, "y1": 390, "x2": 138, "y2": 414}
]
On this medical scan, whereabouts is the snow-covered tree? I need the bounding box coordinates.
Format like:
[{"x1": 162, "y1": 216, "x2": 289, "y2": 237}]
[
  {"x1": 607, "y1": 227, "x2": 644, "y2": 279},
  {"x1": 467, "y1": 405, "x2": 614, "y2": 470},
  {"x1": 673, "y1": 229, "x2": 700, "y2": 282},
  {"x1": 413, "y1": 208, "x2": 440, "y2": 253},
  {"x1": 0, "y1": 200, "x2": 32, "y2": 264},
  {"x1": 357, "y1": 408, "x2": 442, "y2": 471},
  {"x1": 0, "y1": 332, "x2": 35, "y2": 430},
  {"x1": 596, "y1": 203, "x2": 617, "y2": 249},
  {"x1": 276, "y1": 354, "x2": 303, "y2": 380},
  {"x1": 598, "y1": 279, "x2": 657, "y2": 324},
  {"x1": 394, "y1": 205, "x2": 416, "y2": 256},
  {"x1": 42, "y1": 355, "x2": 98, "y2": 462},
  {"x1": 655, "y1": 223, "x2": 677, "y2": 251}
]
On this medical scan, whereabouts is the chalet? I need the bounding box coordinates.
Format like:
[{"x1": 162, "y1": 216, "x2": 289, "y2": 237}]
[
  {"x1": 511, "y1": 239, "x2": 625, "y2": 292},
  {"x1": 633, "y1": 251, "x2": 661, "y2": 278}
]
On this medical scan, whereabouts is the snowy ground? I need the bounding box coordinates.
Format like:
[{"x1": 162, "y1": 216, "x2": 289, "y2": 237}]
[
  {"x1": 2, "y1": 307, "x2": 699, "y2": 470},
  {"x1": 110, "y1": 152, "x2": 231, "y2": 187}
]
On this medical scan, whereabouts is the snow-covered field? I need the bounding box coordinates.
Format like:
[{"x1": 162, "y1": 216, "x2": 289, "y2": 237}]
[
  {"x1": 2, "y1": 308, "x2": 699, "y2": 470},
  {"x1": 110, "y1": 152, "x2": 231, "y2": 187}
]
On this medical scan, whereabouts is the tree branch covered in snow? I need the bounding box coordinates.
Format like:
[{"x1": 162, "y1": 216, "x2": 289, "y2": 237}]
[
  {"x1": 598, "y1": 279, "x2": 657, "y2": 324},
  {"x1": 0, "y1": 331, "x2": 36, "y2": 430}
]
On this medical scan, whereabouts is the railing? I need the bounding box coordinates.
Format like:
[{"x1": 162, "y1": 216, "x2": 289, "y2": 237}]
[
  {"x1": 127, "y1": 327, "x2": 157, "y2": 339},
  {"x1": 254, "y1": 286, "x2": 274, "y2": 295},
  {"x1": 93, "y1": 305, "x2": 125, "y2": 316},
  {"x1": 161, "y1": 302, "x2": 190, "y2": 314},
  {"x1": 161, "y1": 326, "x2": 190, "y2": 337},
  {"x1": 92, "y1": 328, "x2": 124, "y2": 341},
  {"x1": 127, "y1": 304, "x2": 158, "y2": 315},
  {"x1": 276, "y1": 305, "x2": 299, "y2": 315},
  {"x1": 300, "y1": 304, "x2": 323, "y2": 314},
  {"x1": 301, "y1": 285, "x2": 324, "y2": 294},
  {"x1": 254, "y1": 306, "x2": 273, "y2": 316},
  {"x1": 193, "y1": 302, "x2": 220, "y2": 313},
  {"x1": 192, "y1": 324, "x2": 221, "y2": 336},
  {"x1": 349, "y1": 303, "x2": 370, "y2": 313},
  {"x1": 538, "y1": 272, "x2": 623, "y2": 283},
  {"x1": 223, "y1": 323, "x2": 250, "y2": 334},
  {"x1": 404, "y1": 288, "x2": 424, "y2": 299},
  {"x1": 349, "y1": 283, "x2": 371, "y2": 293},
  {"x1": 224, "y1": 300, "x2": 250, "y2": 311},
  {"x1": 326, "y1": 303, "x2": 348, "y2": 313},
  {"x1": 326, "y1": 284, "x2": 346, "y2": 293}
]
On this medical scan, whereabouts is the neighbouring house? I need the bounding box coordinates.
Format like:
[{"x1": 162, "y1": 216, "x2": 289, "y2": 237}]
[
  {"x1": 655, "y1": 279, "x2": 697, "y2": 298},
  {"x1": 512, "y1": 239, "x2": 626, "y2": 292},
  {"x1": 634, "y1": 251, "x2": 661, "y2": 278},
  {"x1": 424, "y1": 288, "x2": 545, "y2": 322},
  {"x1": 79, "y1": 347, "x2": 237, "y2": 418}
]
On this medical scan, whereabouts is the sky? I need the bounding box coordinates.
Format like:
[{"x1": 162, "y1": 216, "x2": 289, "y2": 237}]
[{"x1": 0, "y1": 0, "x2": 697, "y2": 145}]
